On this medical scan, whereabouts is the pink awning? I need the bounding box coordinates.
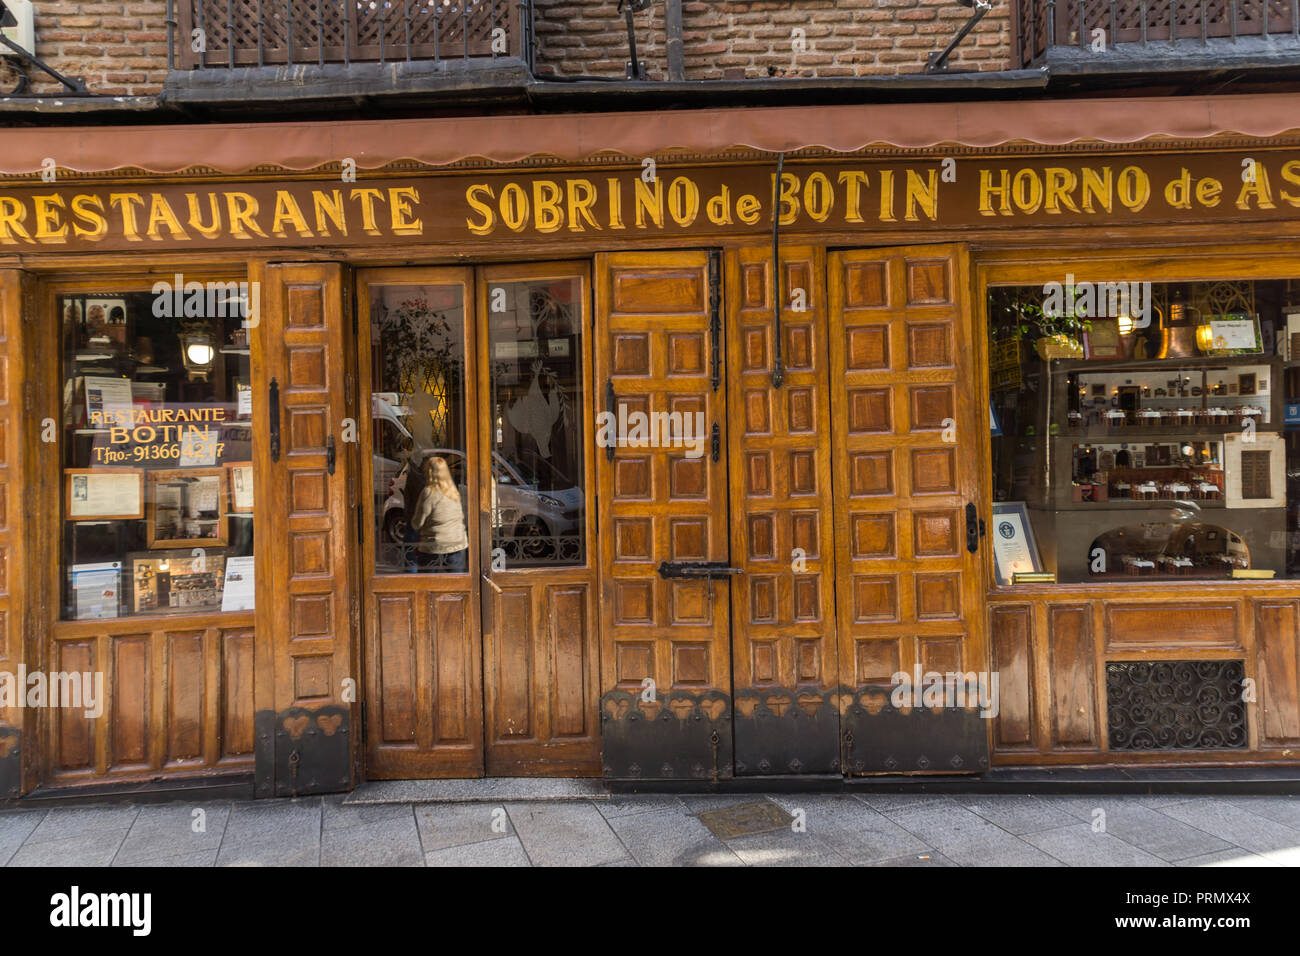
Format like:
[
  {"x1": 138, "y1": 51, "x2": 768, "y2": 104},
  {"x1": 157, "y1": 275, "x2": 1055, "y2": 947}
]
[{"x1": 2, "y1": 92, "x2": 1298, "y2": 176}]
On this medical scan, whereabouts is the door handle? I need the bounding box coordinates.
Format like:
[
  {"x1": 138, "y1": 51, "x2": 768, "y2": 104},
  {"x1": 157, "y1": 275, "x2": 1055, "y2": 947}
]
[
  {"x1": 965, "y1": 502, "x2": 979, "y2": 554},
  {"x1": 269, "y1": 377, "x2": 281, "y2": 463},
  {"x1": 326, "y1": 435, "x2": 336, "y2": 476},
  {"x1": 481, "y1": 570, "x2": 503, "y2": 594}
]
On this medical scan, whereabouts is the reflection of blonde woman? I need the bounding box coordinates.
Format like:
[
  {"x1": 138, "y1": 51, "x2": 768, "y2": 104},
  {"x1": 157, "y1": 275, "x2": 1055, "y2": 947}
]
[{"x1": 413, "y1": 456, "x2": 469, "y2": 572}]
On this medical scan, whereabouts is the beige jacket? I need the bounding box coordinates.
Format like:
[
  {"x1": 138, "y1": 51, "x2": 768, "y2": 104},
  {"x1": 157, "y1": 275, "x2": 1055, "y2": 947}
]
[{"x1": 413, "y1": 488, "x2": 469, "y2": 554}]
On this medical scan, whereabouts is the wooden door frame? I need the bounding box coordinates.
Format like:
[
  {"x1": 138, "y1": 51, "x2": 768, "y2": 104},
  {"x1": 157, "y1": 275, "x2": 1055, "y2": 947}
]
[
  {"x1": 355, "y1": 266, "x2": 485, "y2": 779},
  {"x1": 475, "y1": 260, "x2": 602, "y2": 776}
]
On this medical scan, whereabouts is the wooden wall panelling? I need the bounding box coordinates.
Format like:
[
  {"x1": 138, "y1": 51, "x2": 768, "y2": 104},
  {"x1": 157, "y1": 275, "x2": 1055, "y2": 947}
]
[
  {"x1": 0, "y1": 271, "x2": 30, "y2": 794},
  {"x1": 1252, "y1": 599, "x2": 1300, "y2": 749},
  {"x1": 479, "y1": 262, "x2": 601, "y2": 777},
  {"x1": 357, "y1": 267, "x2": 484, "y2": 780},
  {"x1": 989, "y1": 603, "x2": 1035, "y2": 751},
  {"x1": 829, "y1": 244, "x2": 991, "y2": 774},
  {"x1": 257, "y1": 263, "x2": 358, "y2": 795},
  {"x1": 726, "y1": 245, "x2": 841, "y2": 775},
  {"x1": 595, "y1": 250, "x2": 733, "y2": 780}
]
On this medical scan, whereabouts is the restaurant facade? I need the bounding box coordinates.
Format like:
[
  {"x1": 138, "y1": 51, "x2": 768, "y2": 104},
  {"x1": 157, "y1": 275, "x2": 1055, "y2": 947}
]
[{"x1": 3, "y1": 94, "x2": 1300, "y2": 798}]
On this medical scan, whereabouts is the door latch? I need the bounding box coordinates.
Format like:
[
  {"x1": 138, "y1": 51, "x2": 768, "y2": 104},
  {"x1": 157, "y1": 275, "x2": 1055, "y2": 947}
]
[
  {"x1": 269, "y1": 377, "x2": 281, "y2": 463},
  {"x1": 326, "y1": 435, "x2": 336, "y2": 476},
  {"x1": 965, "y1": 502, "x2": 980, "y2": 554},
  {"x1": 657, "y1": 561, "x2": 743, "y2": 580}
]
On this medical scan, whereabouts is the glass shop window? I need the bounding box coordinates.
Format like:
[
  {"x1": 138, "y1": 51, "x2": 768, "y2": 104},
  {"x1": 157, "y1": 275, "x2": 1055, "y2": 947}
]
[
  {"x1": 487, "y1": 278, "x2": 586, "y2": 568},
  {"x1": 988, "y1": 278, "x2": 1300, "y2": 585},
  {"x1": 61, "y1": 287, "x2": 255, "y2": 620},
  {"x1": 369, "y1": 284, "x2": 469, "y2": 575}
]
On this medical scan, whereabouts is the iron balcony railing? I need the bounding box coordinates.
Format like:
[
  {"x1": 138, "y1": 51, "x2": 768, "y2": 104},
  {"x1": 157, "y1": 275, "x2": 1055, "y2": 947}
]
[
  {"x1": 167, "y1": 0, "x2": 531, "y2": 70},
  {"x1": 1016, "y1": 0, "x2": 1299, "y2": 66}
]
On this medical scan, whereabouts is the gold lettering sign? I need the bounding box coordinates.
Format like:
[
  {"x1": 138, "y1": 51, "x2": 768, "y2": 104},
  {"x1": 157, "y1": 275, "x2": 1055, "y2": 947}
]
[{"x1": 2, "y1": 151, "x2": 1298, "y2": 250}]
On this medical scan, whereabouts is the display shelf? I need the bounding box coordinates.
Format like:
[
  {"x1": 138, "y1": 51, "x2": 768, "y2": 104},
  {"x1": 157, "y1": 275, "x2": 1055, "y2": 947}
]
[
  {"x1": 1057, "y1": 499, "x2": 1225, "y2": 511},
  {"x1": 1060, "y1": 425, "x2": 1271, "y2": 440}
]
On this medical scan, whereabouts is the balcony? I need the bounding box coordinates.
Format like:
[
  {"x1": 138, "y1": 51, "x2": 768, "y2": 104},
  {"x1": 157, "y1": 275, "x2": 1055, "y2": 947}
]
[
  {"x1": 1015, "y1": 0, "x2": 1300, "y2": 74},
  {"x1": 164, "y1": 0, "x2": 533, "y2": 107}
]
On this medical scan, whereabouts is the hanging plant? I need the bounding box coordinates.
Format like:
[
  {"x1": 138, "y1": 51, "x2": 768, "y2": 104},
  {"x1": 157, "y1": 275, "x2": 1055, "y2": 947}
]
[{"x1": 989, "y1": 286, "x2": 1091, "y2": 360}]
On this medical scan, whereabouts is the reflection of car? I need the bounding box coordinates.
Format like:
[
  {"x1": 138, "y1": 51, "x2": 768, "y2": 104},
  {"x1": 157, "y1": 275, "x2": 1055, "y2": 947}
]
[
  {"x1": 374, "y1": 390, "x2": 583, "y2": 554},
  {"x1": 381, "y1": 448, "x2": 582, "y2": 556},
  {"x1": 372, "y1": 395, "x2": 414, "y2": 506}
]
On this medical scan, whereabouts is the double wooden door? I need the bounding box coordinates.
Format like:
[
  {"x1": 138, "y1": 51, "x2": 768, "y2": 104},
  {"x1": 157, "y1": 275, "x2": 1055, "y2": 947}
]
[
  {"x1": 597, "y1": 243, "x2": 990, "y2": 778},
  {"x1": 358, "y1": 264, "x2": 601, "y2": 779}
]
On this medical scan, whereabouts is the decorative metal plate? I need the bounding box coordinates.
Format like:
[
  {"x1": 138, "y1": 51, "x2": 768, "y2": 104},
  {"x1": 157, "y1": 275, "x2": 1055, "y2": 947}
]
[
  {"x1": 1106, "y1": 660, "x2": 1247, "y2": 750},
  {"x1": 695, "y1": 800, "x2": 793, "y2": 840}
]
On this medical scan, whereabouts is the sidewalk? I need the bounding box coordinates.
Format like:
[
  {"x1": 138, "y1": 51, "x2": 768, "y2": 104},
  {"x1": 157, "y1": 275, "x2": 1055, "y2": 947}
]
[{"x1": 2, "y1": 790, "x2": 1299, "y2": 866}]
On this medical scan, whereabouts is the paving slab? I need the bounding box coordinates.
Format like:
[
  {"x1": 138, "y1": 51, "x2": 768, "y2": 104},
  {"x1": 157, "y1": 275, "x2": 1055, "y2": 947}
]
[
  {"x1": 415, "y1": 802, "x2": 515, "y2": 852},
  {"x1": 1156, "y1": 800, "x2": 1300, "y2": 862},
  {"x1": 216, "y1": 798, "x2": 322, "y2": 867},
  {"x1": 0, "y1": 811, "x2": 46, "y2": 866},
  {"x1": 1021, "y1": 824, "x2": 1170, "y2": 867},
  {"x1": 862, "y1": 851, "x2": 957, "y2": 867},
  {"x1": 346, "y1": 778, "x2": 607, "y2": 804},
  {"x1": 1177, "y1": 848, "x2": 1282, "y2": 867},
  {"x1": 425, "y1": 836, "x2": 532, "y2": 867},
  {"x1": 115, "y1": 802, "x2": 229, "y2": 865},
  {"x1": 8, "y1": 828, "x2": 129, "y2": 867},
  {"x1": 505, "y1": 802, "x2": 630, "y2": 867},
  {"x1": 596, "y1": 795, "x2": 687, "y2": 819},
  {"x1": 320, "y1": 814, "x2": 425, "y2": 867},
  {"x1": 113, "y1": 849, "x2": 220, "y2": 867},
  {"x1": 880, "y1": 798, "x2": 1065, "y2": 867},
  {"x1": 956, "y1": 794, "x2": 1081, "y2": 835},
  {"x1": 725, "y1": 828, "x2": 851, "y2": 866},
  {"x1": 25, "y1": 805, "x2": 140, "y2": 844},
  {"x1": 766, "y1": 794, "x2": 932, "y2": 864},
  {"x1": 604, "y1": 807, "x2": 743, "y2": 867}
]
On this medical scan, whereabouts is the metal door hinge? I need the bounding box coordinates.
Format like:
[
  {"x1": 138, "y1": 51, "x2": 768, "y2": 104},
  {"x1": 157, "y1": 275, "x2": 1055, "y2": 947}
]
[{"x1": 356, "y1": 504, "x2": 365, "y2": 547}]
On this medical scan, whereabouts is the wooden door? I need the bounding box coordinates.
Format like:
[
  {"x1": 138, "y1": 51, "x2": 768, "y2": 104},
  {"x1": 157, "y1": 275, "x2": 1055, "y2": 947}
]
[
  {"x1": 477, "y1": 263, "x2": 601, "y2": 776},
  {"x1": 828, "y1": 244, "x2": 990, "y2": 774},
  {"x1": 596, "y1": 251, "x2": 734, "y2": 780},
  {"x1": 257, "y1": 263, "x2": 360, "y2": 796},
  {"x1": 358, "y1": 268, "x2": 485, "y2": 779},
  {"x1": 726, "y1": 245, "x2": 841, "y2": 775}
]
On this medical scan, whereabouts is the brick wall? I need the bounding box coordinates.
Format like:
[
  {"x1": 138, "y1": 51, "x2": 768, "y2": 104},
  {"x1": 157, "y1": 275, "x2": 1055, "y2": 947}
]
[
  {"x1": 11, "y1": 0, "x2": 1013, "y2": 97},
  {"x1": 23, "y1": 0, "x2": 170, "y2": 95},
  {"x1": 533, "y1": 0, "x2": 1014, "y2": 79}
]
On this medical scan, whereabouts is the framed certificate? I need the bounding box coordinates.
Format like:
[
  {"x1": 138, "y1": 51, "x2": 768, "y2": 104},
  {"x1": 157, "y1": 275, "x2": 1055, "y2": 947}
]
[
  {"x1": 65, "y1": 468, "x2": 145, "y2": 521},
  {"x1": 227, "y1": 462, "x2": 254, "y2": 512},
  {"x1": 991, "y1": 501, "x2": 1044, "y2": 585}
]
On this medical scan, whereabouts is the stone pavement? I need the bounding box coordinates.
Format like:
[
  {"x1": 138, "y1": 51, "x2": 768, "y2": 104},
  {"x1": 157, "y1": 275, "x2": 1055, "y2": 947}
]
[{"x1": 2, "y1": 790, "x2": 1300, "y2": 866}]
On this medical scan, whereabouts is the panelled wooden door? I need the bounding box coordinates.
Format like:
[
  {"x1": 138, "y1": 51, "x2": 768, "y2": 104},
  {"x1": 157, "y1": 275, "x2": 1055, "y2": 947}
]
[
  {"x1": 477, "y1": 262, "x2": 601, "y2": 776},
  {"x1": 258, "y1": 263, "x2": 360, "y2": 794},
  {"x1": 358, "y1": 268, "x2": 485, "y2": 779},
  {"x1": 828, "y1": 244, "x2": 989, "y2": 773},
  {"x1": 595, "y1": 251, "x2": 734, "y2": 779},
  {"x1": 725, "y1": 245, "x2": 842, "y2": 775}
]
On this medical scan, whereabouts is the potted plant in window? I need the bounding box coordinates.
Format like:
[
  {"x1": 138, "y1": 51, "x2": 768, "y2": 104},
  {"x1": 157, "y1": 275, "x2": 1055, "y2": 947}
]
[{"x1": 989, "y1": 287, "x2": 1089, "y2": 360}]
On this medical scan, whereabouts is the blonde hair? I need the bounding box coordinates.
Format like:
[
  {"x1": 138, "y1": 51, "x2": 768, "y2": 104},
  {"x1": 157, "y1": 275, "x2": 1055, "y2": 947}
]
[{"x1": 423, "y1": 456, "x2": 460, "y2": 502}]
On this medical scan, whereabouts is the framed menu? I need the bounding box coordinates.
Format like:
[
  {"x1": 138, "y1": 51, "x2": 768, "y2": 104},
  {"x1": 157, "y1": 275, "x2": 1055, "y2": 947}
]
[
  {"x1": 146, "y1": 468, "x2": 229, "y2": 548},
  {"x1": 227, "y1": 462, "x2": 254, "y2": 512},
  {"x1": 991, "y1": 501, "x2": 1044, "y2": 585},
  {"x1": 1083, "y1": 319, "x2": 1122, "y2": 359},
  {"x1": 65, "y1": 468, "x2": 144, "y2": 520},
  {"x1": 1224, "y1": 433, "x2": 1285, "y2": 508}
]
